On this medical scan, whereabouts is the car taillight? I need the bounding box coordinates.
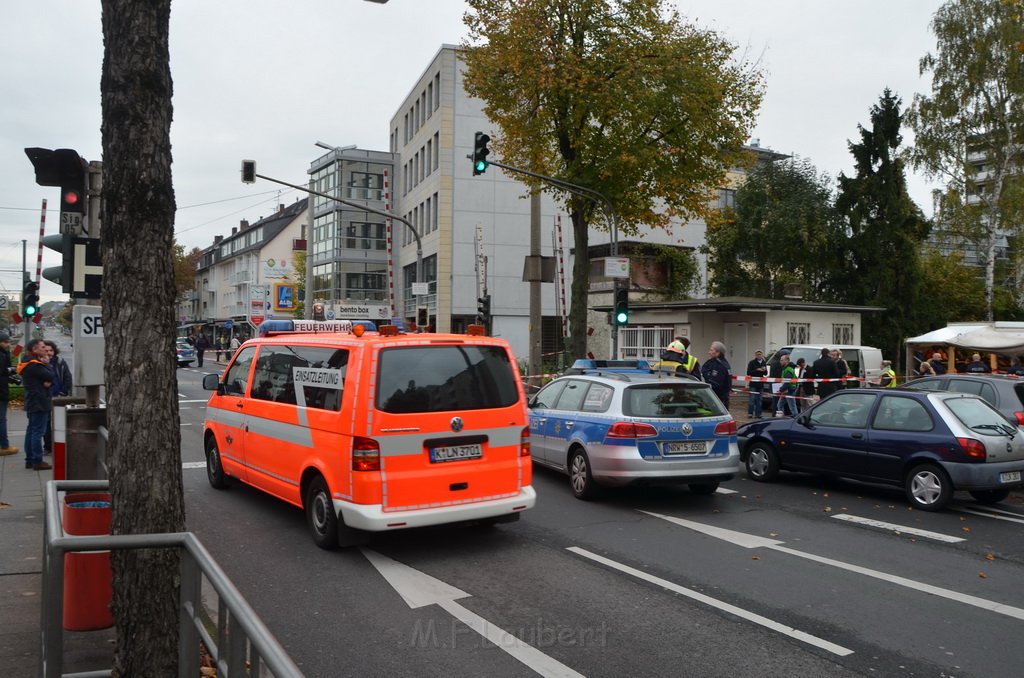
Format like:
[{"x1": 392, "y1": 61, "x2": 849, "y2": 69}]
[
  {"x1": 956, "y1": 437, "x2": 987, "y2": 460},
  {"x1": 607, "y1": 422, "x2": 659, "y2": 438},
  {"x1": 352, "y1": 436, "x2": 380, "y2": 471},
  {"x1": 1015, "y1": 412, "x2": 1024, "y2": 425},
  {"x1": 520, "y1": 426, "x2": 531, "y2": 457},
  {"x1": 714, "y1": 420, "x2": 737, "y2": 436}
]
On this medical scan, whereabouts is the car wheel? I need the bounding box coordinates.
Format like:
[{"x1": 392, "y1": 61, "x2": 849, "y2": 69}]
[
  {"x1": 905, "y1": 464, "x2": 952, "y2": 511},
  {"x1": 969, "y1": 489, "x2": 1010, "y2": 504},
  {"x1": 688, "y1": 482, "x2": 719, "y2": 495},
  {"x1": 205, "y1": 436, "x2": 230, "y2": 489},
  {"x1": 568, "y1": 448, "x2": 599, "y2": 500},
  {"x1": 305, "y1": 475, "x2": 340, "y2": 550},
  {"x1": 745, "y1": 442, "x2": 779, "y2": 482}
]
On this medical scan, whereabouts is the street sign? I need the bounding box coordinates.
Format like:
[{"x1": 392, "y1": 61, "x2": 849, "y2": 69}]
[
  {"x1": 412, "y1": 282, "x2": 429, "y2": 296},
  {"x1": 67, "y1": 237, "x2": 102, "y2": 298},
  {"x1": 0, "y1": 295, "x2": 7, "y2": 310},
  {"x1": 60, "y1": 211, "x2": 83, "y2": 235},
  {"x1": 73, "y1": 304, "x2": 105, "y2": 386}
]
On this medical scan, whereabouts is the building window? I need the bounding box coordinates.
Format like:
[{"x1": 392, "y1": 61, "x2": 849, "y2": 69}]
[
  {"x1": 787, "y1": 323, "x2": 811, "y2": 344},
  {"x1": 719, "y1": 188, "x2": 736, "y2": 211},
  {"x1": 617, "y1": 326, "x2": 675, "y2": 361},
  {"x1": 346, "y1": 171, "x2": 384, "y2": 201},
  {"x1": 433, "y1": 132, "x2": 440, "y2": 170},
  {"x1": 343, "y1": 221, "x2": 387, "y2": 251},
  {"x1": 833, "y1": 323, "x2": 854, "y2": 345}
]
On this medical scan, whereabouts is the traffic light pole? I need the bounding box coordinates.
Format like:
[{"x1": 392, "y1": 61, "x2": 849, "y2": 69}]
[
  {"x1": 244, "y1": 169, "x2": 424, "y2": 323},
  {"x1": 479, "y1": 158, "x2": 623, "y2": 358}
]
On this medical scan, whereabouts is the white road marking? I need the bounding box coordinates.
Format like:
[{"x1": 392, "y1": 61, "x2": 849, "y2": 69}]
[
  {"x1": 642, "y1": 511, "x2": 1024, "y2": 622},
  {"x1": 178, "y1": 399, "x2": 208, "y2": 404},
  {"x1": 567, "y1": 547, "x2": 853, "y2": 657},
  {"x1": 715, "y1": 487, "x2": 737, "y2": 495},
  {"x1": 182, "y1": 462, "x2": 205, "y2": 469},
  {"x1": 361, "y1": 548, "x2": 584, "y2": 678},
  {"x1": 830, "y1": 513, "x2": 965, "y2": 543},
  {"x1": 959, "y1": 507, "x2": 1024, "y2": 525}
]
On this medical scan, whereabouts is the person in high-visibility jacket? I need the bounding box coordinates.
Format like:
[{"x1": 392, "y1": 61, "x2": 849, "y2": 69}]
[{"x1": 878, "y1": 360, "x2": 898, "y2": 388}]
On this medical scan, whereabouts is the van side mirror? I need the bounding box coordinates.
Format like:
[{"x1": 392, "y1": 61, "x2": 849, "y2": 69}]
[{"x1": 202, "y1": 373, "x2": 223, "y2": 393}]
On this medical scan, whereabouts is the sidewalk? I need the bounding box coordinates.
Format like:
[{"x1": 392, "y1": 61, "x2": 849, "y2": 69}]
[{"x1": 0, "y1": 406, "x2": 113, "y2": 675}]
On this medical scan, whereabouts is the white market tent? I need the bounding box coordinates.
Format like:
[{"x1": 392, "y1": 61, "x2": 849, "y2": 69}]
[{"x1": 905, "y1": 322, "x2": 1024, "y2": 374}]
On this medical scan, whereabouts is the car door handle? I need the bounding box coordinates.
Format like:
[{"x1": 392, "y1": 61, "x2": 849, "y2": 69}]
[
  {"x1": 565, "y1": 422, "x2": 574, "y2": 429},
  {"x1": 533, "y1": 418, "x2": 546, "y2": 425},
  {"x1": 851, "y1": 433, "x2": 863, "y2": 439}
]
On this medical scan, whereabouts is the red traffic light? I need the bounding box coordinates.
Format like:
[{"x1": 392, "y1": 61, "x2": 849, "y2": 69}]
[{"x1": 63, "y1": 190, "x2": 81, "y2": 206}]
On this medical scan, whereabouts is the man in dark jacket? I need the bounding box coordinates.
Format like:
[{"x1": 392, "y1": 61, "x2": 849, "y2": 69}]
[
  {"x1": 701, "y1": 341, "x2": 732, "y2": 407},
  {"x1": 809, "y1": 347, "x2": 840, "y2": 400},
  {"x1": 42, "y1": 340, "x2": 72, "y2": 455},
  {"x1": 0, "y1": 332, "x2": 17, "y2": 456},
  {"x1": 746, "y1": 350, "x2": 768, "y2": 418},
  {"x1": 964, "y1": 353, "x2": 991, "y2": 373},
  {"x1": 17, "y1": 338, "x2": 52, "y2": 470},
  {"x1": 195, "y1": 334, "x2": 210, "y2": 367}
]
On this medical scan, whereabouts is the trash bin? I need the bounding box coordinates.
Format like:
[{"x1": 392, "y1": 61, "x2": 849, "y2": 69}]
[{"x1": 62, "y1": 492, "x2": 114, "y2": 631}]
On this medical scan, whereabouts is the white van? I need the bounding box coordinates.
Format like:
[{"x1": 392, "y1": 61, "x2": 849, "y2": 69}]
[{"x1": 766, "y1": 345, "x2": 884, "y2": 385}]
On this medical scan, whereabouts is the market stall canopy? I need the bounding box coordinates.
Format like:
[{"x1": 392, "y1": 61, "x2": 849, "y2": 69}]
[{"x1": 907, "y1": 322, "x2": 1024, "y2": 354}]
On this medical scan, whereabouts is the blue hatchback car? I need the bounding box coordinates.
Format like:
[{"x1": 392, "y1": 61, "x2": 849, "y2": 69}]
[
  {"x1": 528, "y1": 371, "x2": 739, "y2": 499},
  {"x1": 738, "y1": 387, "x2": 1024, "y2": 511}
]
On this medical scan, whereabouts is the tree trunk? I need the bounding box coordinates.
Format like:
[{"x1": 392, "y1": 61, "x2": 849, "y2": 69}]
[
  {"x1": 568, "y1": 207, "x2": 590, "y2": 360},
  {"x1": 101, "y1": 1, "x2": 184, "y2": 675}
]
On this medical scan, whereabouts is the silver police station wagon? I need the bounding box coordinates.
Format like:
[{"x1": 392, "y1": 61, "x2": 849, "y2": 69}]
[{"x1": 528, "y1": 371, "x2": 740, "y2": 499}]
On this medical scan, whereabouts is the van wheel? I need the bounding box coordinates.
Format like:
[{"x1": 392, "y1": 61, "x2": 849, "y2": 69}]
[
  {"x1": 205, "y1": 437, "x2": 230, "y2": 489},
  {"x1": 745, "y1": 443, "x2": 779, "y2": 482},
  {"x1": 969, "y1": 489, "x2": 1010, "y2": 504},
  {"x1": 905, "y1": 464, "x2": 952, "y2": 511},
  {"x1": 688, "y1": 482, "x2": 719, "y2": 495},
  {"x1": 306, "y1": 476, "x2": 339, "y2": 550},
  {"x1": 569, "y1": 448, "x2": 599, "y2": 500}
]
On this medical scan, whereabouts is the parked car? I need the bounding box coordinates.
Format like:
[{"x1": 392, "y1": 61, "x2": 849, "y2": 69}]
[
  {"x1": 176, "y1": 341, "x2": 195, "y2": 367},
  {"x1": 766, "y1": 344, "x2": 884, "y2": 385},
  {"x1": 905, "y1": 373, "x2": 1024, "y2": 427},
  {"x1": 528, "y1": 372, "x2": 739, "y2": 499},
  {"x1": 738, "y1": 388, "x2": 1024, "y2": 511}
]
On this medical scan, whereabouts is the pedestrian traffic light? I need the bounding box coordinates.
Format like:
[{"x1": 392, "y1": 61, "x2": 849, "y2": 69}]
[
  {"x1": 613, "y1": 286, "x2": 629, "y2": 326},
  {"x1": 477, "y1": 294, "x2": 491, "y2": 323},
  {"x1": 471, "y1": 132, "x2": 490, "y2": 175},
  {"x1": 241, "y1": 159, "x2": 256, "y2": 184},
  {"x1": 23, "y1": 278, "x2": 40, "y2": 317}
]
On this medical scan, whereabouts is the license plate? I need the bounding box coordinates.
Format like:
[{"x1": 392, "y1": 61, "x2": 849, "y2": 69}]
[
  {"x1": 664, "y1": 441, "x2": 708, "y2": 455},
  {"x1": 430, "y1": 444, "x2": 483, "y2": 463},
  {"x1": 1000, "y1": 471, "x2": 1022, "y2": 483}
]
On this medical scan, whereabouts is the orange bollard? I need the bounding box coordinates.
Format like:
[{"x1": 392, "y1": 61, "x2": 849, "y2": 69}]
[{"x1": 62, "y1": 493, "x2": 114, "y2": 631}]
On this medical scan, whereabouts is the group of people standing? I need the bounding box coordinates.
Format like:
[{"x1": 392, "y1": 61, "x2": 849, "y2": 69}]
[
  {"x1": 185, "y1": 333, "x2": 241, "y2": 368},
  {"x1": 652, "y1": 336, "x2": 734, "y2": 407},
  {"x1": 746, "y1": 347, "x2": 854, "y2": 419},
  {"x1": 0, "y1": 333, "x2": 72, "y2": 471}
]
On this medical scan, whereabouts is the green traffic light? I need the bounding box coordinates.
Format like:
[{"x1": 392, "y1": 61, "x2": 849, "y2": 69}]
[
  {"x1": 25, "y1": 305, "x2": 38, "y2": 316},
  {"x1": 474, "y1": 160, "x2": 487, "y2": 173},
  {"x1": 615, "y1": 311, "x2": 628, "y2": 324}
]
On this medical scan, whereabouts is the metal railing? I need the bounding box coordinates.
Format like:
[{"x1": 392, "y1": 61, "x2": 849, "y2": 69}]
[{"x1": 42, "y1": 480, "x2": 303, "y2": 678}]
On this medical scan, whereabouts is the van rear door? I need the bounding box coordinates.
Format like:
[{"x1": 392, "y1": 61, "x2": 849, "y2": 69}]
[{"x1": 372, "y1": 342, "x2": 528, "y2": 512}]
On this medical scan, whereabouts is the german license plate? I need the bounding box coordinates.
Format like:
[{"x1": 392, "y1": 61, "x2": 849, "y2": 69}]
[
  {"x1": 430, "y1": 444, "x2": 483, "y2": 463},
  {"x1": 999, "y1": 471, "x2": 1021, "y2": 483},
  {"x1": 664, "y1": 441, "x2": 707, "y2": 455}
]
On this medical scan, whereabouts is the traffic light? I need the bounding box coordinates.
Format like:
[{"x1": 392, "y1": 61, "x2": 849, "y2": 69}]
[
  {"x1": 416, "y1": 307, "x2": 429, "y2": 328},
  {"x1": 613, "y1": 286, "x2": 629, "y2": 326},
  {"x1": 25, "y1": 147, "x2": 89, "y2": 234},
  {"x1": 241, "y1": 159, "x2": 256, "y2": 183},
  {"x1": 41, "y1": 234, "x2": 74, "y2": 292},
  {"x1": 471, "y1": 132, "x2": 490, "y2": 175},
  {"x1": 477, "y1": 294, "x2": 491, "y2": 323},
  {"x1": 23, "y1": 278, "x2": 40, "y2": 317}
]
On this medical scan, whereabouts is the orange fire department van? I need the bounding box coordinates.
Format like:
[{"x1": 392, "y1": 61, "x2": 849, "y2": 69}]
[{"x1": 201, "y1": 319, "x2": 535, "y2": 548}]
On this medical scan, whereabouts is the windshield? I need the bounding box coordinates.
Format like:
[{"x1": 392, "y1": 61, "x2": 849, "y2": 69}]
[
  {"x1": 944, "y1": 396, "x2": 1017, "y2": 436},
  {"x1": 623, "y1": 384, "x2": 727, "y2": 418}
]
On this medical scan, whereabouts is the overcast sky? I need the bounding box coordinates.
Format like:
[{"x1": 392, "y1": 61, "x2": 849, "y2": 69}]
[{"x1": 0, "y1": 0, "x2": 946, "y2": 302}]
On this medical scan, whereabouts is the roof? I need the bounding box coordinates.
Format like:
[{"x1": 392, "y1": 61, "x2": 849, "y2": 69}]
[
  {"x1": 907, "y1": 322, "x2": 1024, "y2": 354},
  {"x1": 594, "y1": 296, "x2": 884, "y2": 313}
]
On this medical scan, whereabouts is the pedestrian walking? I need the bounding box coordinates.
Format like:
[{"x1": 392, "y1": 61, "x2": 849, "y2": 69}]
[
  {"x1": 0, "y1": 332, "x2": 18, "y2": 456},
  {"x1": 17, "y1": 338, "x2": 52, "y2": 470},
  {"x1": 701, "y1": 341, "x2": 732, "y2": 407},
  {"x1": 195, "y1": 334, "x2": 210, "y2": 367},
  {"x1": 746, "y1": 349, "x2": 767, "y2": 419}
]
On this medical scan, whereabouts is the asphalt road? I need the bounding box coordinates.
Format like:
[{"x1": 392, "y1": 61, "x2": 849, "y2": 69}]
[{"x1": 173, "y1": 364, "x2": 1024, "y2": 678}]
